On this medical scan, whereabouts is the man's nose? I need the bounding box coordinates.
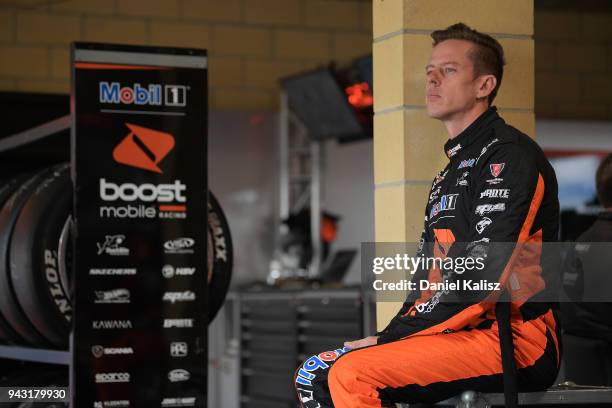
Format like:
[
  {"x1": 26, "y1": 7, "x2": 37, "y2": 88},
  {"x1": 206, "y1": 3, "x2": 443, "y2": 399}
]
[{"x1": 427, "y1": 72, "x2": 440, "y2": 86}]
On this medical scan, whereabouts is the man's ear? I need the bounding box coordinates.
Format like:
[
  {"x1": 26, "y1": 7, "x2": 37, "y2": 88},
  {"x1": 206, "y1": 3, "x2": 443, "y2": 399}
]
[{"x1": 476, "y1": 75, "x2": 497, "y2": 100}]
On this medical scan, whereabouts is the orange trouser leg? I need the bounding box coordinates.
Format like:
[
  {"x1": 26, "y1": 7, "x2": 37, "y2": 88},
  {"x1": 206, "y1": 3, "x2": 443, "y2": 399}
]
[{"x1": 326, "y1": 318, "x2": 558, "y2": 408}]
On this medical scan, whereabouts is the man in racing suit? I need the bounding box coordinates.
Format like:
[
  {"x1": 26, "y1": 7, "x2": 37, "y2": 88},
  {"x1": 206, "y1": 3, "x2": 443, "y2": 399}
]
[{"x1": 295, "y1": 23, "x2": 561, "y2": 407}]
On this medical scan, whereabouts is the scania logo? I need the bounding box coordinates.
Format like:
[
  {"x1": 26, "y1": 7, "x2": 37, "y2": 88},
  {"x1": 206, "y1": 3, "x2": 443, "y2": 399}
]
[{"x1": 92, "y1": 345, "x2": 134, "y2": 358}]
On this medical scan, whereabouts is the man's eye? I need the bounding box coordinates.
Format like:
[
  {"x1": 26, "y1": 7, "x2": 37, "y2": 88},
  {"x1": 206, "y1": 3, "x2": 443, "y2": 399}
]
[{"x1": 444, "y1": 68, "x2": 455, "y2": 73}]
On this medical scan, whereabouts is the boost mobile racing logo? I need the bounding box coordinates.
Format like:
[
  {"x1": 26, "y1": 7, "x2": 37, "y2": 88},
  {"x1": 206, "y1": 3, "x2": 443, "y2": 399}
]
[
  {"x1": 100, "y1": 124, "x2": 187, "y2": 220},
  {"x1": 99, "y1": 82, "x2": 187, "y2": 107}
]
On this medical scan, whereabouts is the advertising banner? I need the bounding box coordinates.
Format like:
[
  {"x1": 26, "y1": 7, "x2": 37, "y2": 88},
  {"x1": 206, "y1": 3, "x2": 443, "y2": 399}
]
[{"x1": 71, "y1": 43, "x2": 207, "y2": 408}]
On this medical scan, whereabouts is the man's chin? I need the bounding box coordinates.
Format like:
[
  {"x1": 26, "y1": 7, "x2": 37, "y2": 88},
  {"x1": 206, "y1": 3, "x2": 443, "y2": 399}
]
[{"x1": 426, "y1": 107, "x2": 447, "y2": 120}]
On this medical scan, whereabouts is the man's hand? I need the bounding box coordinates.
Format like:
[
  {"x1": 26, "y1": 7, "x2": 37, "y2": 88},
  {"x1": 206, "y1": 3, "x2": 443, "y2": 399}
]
[{"x1": 344, "y1": 336, "x2": 378, "y2": 350}]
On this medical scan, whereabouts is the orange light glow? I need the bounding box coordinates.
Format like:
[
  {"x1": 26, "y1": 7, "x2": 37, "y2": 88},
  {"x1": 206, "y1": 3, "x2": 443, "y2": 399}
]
[{"x1": 345, "y1": 82, "x2": 373, "y2": 108}]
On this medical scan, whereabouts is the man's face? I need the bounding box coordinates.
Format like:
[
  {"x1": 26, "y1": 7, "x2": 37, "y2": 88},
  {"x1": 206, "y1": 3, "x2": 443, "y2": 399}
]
[{"x1": 425, "y1": 39, "x2": 481, "y2": 120}]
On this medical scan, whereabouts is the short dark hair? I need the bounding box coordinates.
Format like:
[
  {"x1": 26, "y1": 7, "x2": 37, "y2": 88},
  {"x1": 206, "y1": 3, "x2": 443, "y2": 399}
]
[
  {"x1": 431, "y1": 23, "x2": 505, "y2": 105},
  {"x1": 596, "y1": 153, "x2": 612, "y2": 208}
]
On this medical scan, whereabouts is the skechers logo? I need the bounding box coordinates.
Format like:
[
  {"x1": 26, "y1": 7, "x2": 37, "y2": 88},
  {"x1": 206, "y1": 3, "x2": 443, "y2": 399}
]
[
  {"x1": 89, "y1": 268, "x2": 136, "y2": 276},
  {"x1": 113, "y1": 123, "x2": 174, "y2": 174}
]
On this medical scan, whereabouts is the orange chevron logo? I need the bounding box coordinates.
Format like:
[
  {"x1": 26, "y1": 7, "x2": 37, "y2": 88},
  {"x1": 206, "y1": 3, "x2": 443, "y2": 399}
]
[{"x1": 112, "y1": 123, "x2": 174, "y2": 173}]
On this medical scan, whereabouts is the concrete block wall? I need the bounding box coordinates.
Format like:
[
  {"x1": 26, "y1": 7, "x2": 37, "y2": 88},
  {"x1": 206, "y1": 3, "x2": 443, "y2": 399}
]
[
  {"x1": 535, "y1": 6, "x2": 612, "y2": 120},
  {"x1": 0, "y1": 0, "x2": 372, "y2": 111}
]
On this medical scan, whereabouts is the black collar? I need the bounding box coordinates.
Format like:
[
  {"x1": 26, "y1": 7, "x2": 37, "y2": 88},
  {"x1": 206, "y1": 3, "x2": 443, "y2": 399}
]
[{"x1": 443, "y1": 107, "x2": 500, "y2": 159}]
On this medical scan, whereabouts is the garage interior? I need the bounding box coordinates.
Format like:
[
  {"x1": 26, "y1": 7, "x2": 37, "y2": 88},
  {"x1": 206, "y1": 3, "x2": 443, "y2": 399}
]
[{"x1": 0, "y1": 0, "x2": 611, "y2": 407}]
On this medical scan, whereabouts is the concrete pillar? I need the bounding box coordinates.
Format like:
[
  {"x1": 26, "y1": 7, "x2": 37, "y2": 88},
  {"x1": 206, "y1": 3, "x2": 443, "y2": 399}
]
[{"x1": 372, "y1": 0, "x2": 534, "y2": 331}]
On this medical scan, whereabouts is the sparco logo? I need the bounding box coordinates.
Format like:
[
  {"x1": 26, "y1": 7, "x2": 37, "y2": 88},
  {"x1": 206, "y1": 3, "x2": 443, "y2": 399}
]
[
  {"x1": 95, "y1": 288, "x2": 130, "y2": 304},
  {"x1": 95, "y1": 372, "x2": 130, "y2": 384},
  {"x1": 92, "y1": 320, "x2": 132, "y2": 330},
  {"x1": 164, "y1": 238, "x2": 195, "y2": 254},
  {"x1": 163, "y1": 291, "x2": 196, "y2": 303},
  {"x1": 161, "y1": 397, "x2": 196, "y2": 407},
  {"x1": 92, "y1": 345, "x2": 134, "y2": 358},
  {"x1": 99, "y1": 82, "x2": 186, "y2": 107},
  {"x1": 168, "y1": 369, "x2": 190, "y2": 383},
  {"x1": 162, "y1": 265, "x2": 196, "y2": 278},
  {"x1": 93, "y1": 400, "x2": 130, "y2": 408},
  {"x1": 164, "y1": 319, "x2": 194, "y2": 328},
  {"x1": 97, "y1": 235, "x2": 129, "y2": 256},
  {"x1": 44, "y1": 250, "x2": 71, "y2": 320}
]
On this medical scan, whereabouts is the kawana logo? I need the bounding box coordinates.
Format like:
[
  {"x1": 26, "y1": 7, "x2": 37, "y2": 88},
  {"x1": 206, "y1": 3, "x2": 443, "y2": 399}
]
[{"x1": 113, "y1": 123, "x2": 175, "y2": 174}]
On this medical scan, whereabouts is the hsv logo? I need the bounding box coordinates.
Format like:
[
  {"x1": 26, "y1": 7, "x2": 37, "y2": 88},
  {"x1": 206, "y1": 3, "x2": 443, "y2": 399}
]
[
  {"x1": 113, "y1": 123, "x2": 175, "y2": 174},
  {"x1": 490, "y1": 163, "x2": 505, "y2": 178}
]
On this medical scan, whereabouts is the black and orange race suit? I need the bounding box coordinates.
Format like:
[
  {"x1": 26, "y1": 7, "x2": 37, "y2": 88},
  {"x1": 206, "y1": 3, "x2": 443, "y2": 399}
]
[{"x1": 295, "y1": 107, "x2": 561, "y2": 407}]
